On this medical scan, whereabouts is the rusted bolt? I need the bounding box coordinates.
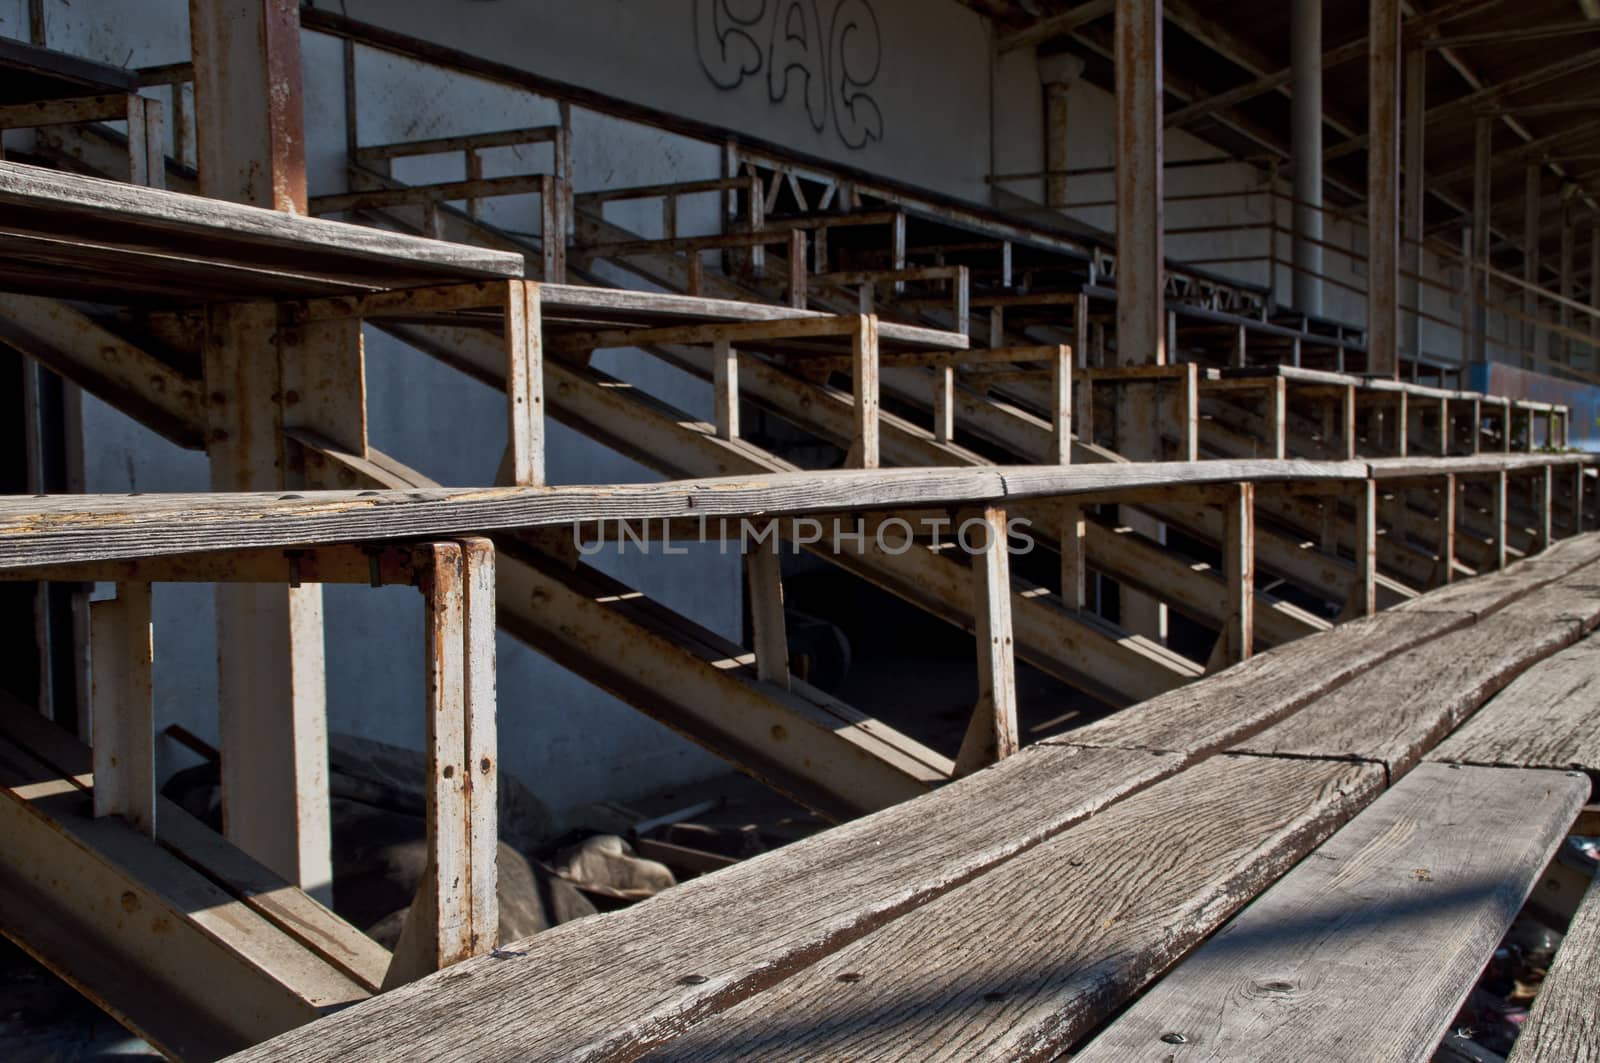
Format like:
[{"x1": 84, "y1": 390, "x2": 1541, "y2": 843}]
[
  {"x1": 283, "y1": 389, "x2": 301, "y2": 405},
  {"x1": 770, "y1": 724, "x2": 787, "y2": 741},
  {"x1": 480, "y1": 757, "x2": 492, "y2": 774},
  {"x1": 120, "y1": 891, "x2": 139, "y2": 912},
  {"x1": 443, "y1": 765, "x2": 455, "y2": 779}
]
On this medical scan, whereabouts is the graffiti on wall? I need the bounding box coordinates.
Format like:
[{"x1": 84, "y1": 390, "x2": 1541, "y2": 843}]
[{"x1": 694, "y1": 0, "x2": 885, "y2": 149}]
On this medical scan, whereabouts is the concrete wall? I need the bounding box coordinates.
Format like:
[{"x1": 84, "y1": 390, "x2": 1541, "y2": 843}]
[{"x1": 326, "y1": 0, "x2": 994, "y2": 203}]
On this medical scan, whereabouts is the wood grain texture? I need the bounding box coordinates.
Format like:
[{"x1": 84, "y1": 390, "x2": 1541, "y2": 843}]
[
  {"x1": 1511, "y1": 872, "x2": 1600, "y2": 1062},
  {"x1": 1366, "y1": 454, "x2": 1593, "y2": 480},
  {"x1": 230, "y1": 745, "x2": 1178, "y2": 1062},
  {"x1": 1495, "y1": 571, "x2": 1600, "y2": 633},
  {"x1": 1232, "y1": 615, "x2": 1582, "y2": 778},
  {"x1": 537, "y1": 282, "x2": 964, "y2": 351},
  {"x1": 1428, "y1": 636, "x2": 1600, "y2": 773},
  {"x1": 1394, "y1": 536, "x2": 1600, "y2": 619},
  {"x1": 636, "y1": 757, "x2": 1383, "y2": 1063},
  {"x1": 0, "y1": 159, "x2": 524, "y2": 301},
  {"x1": 1078, "y1": 763, "x2": 1587, "y2": 1063},
  {"x1": 0, "y1": 695, "x2": 389, "y2": 992},
  {"x1": 1056, "y1": 607, "x2": 1474, "y2": 756},
  {"x1": 1392, "y1": 561, "x2": 1570, "y2": 619},
  {"x1": 0, "y1": 459, "x2": 1363, "y2": 571}
]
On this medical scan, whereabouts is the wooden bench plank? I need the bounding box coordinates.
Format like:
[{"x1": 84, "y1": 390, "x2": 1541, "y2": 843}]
[
  {"x1": 0, "y1": 159, "x2": 525, "y2": 299},
  {"x1": 626, "y1": 756, "x2": 1382, "y2": 1062},
  {"x1": 1392, "y1": 560, "x2": 1572, "y2": 619},
  {"x1": 1077, "y1": 763, "x2": 1586, "y2": 1063},
  {"x1": 1232, "y1": 615, "x2": 1582, "y2": 778},
  {"x1": 1054, "y1": 607, "x2": 1474, "y2": 756},
  {"x1": 1511, "y1": 871, "x2": 1600, "y2": 1062},
  {"x1": 1495, "y1": 572, "x2": 1600, "y2": 633},
  {"x1": 0, "y1": 459, "x2": 1366, "y2": 571},
  {"x1": 231, "y1": 744, "x2": 1180, "y2": 1062},
  {"x1": 1395, "y1": 536, "x2": 1600, "y2": 619},
  {"x1": 1054, "y1": 536, "x2": 1600, "y2": 759},
  {"x1": 1428, "y1": 637, "x2": 1600, "y2": 774}
]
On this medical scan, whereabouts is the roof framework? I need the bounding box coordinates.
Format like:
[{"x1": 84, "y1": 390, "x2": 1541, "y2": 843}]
[{"x1": 959, "y1": 0, "x2": 1600, "y2": 286}]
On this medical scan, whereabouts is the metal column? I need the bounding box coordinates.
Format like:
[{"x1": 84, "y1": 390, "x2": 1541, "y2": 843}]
[
  {"x1": 1290, "y1": 0, "x2": 1322, "y2": 317},
  {"x1": 1471, "y1": 116, "x2": 1491, "y2": 365},
  {"x1": 1366, "y1": 0, "x2": 1402, "y2": 378},
  {"x1": 1402, "y1": 46, "x2": 1425, "y2": 369},
  {"x1": 188, "y1": 0, "x2": 307, "y2": 213},
  {"x1": 1590, "y1": 224, "x2": 1599, "y2": 368},
  {"x1": 189, "y1": 0, "x2": 329, "y2": 900},
  {"x1": 1113, "y1": 0, "x2": 1168, "y2": 643},
  {"x1": 1115, "y1": 0, "x2": 1164, "y2": 368},
  {"x1": 1560, "y1": 199, "x2": 1575, "y2": 366},
  {"x1": 1524, "y1": 166, "x2": 1541, "y2": 368}
]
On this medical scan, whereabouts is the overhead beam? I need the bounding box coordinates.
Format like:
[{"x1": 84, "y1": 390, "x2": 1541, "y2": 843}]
[
  {"x1": 1434, "y1": 121, "x2": 1600, "y2": 188},
  {"x1": 1424, "y1": 20, "x2": 1600, "y2": 49},
  {"x1": 1163, "y1": 0, "x2": 1498, "y2": 130},
  {"x1": 1327, "y1": 49, "x2": 1600, "y2": 162},
  {"x1": 996, "y1": 0, "x2": 1114, "y2": 53}
]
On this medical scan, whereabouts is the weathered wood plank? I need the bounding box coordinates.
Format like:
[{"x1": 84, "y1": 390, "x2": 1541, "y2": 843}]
[
  {"x1": 0, "y1": 459, "x2": 1366, "y2": 571},
  {"x1": 0, "y1": 295, "x2": 206, "y2": 449},
  {"x1": 0, "y1": 159, "x2": 524, "y2": 299},
  {"x1": 1055, "y1": 607, "x2": 1474, "y2": 757},
  {"x1": 537, "y1": 283, "x2": 963, "y2": 352},
  {"x1": 229, "y1": 745, "x2": 1182, "y2": 1062},
  {"x1": 1511, "y1": 870, "x2": 1600, "y2": 1062},
  {"x1": 0, "y1": 36, "x2": 141, "y2": 100},
  {"x1": 1077, "y1": 763, "x2": 1587, "y2": 1063},
  {"x1": 0, "y1": 737, "x2": 367, "y2": 1060},
  {"x1": 633, "y1": 756, "x2": 1383, "y2": 1062},
  {"x1": 1366, "y1": 454, "x2": 1592, "y2": 480},
  {"x1": 1494, "y1": 571, "x2": 1600, "y2": 633},
  {"x1": 1232, "y1": 615, "x2": 1582, "y2": 778},
  {"x1": 1428, "y1": 636, "x2": 1600, "y2": 774},
  {"x1": 0, "y1": 694, "x2": 389, "y2": 992},
  {"x1": 1395, "y1": 535, "x2": 1600, "y2": 619}
]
